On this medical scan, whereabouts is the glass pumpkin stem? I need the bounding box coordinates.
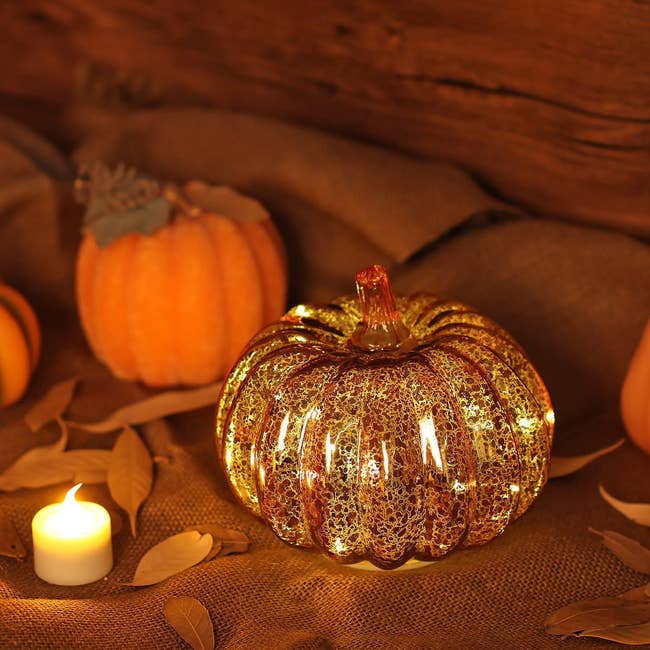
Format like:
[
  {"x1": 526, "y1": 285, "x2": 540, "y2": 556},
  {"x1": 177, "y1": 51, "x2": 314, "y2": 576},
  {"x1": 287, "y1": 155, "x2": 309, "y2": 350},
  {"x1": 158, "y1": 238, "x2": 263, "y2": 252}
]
[{"x1": 350, "y1": 265, "x2": 411, "y2": 351}]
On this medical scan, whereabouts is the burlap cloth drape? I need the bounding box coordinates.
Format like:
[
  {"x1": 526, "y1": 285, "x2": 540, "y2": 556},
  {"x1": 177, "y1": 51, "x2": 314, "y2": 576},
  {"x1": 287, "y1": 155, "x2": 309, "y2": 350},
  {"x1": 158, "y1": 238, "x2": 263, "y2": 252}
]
[{"x1": 0, "y1": 108, "x2": 649, "y2": 649}]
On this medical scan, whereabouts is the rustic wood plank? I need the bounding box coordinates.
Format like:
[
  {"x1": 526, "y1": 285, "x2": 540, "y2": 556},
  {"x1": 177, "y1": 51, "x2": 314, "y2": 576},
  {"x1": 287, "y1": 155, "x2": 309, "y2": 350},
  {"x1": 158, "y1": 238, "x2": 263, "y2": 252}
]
[{"x1": 1, "y1": 0, "x2": 648, "y2": 234}]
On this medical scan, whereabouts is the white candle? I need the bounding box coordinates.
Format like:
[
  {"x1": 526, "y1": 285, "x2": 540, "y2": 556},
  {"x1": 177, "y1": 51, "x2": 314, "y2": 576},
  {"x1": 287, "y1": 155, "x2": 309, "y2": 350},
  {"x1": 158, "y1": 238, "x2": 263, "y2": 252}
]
[{"x1": 32, "y1": 483, "x2": 112, "y2": 586}]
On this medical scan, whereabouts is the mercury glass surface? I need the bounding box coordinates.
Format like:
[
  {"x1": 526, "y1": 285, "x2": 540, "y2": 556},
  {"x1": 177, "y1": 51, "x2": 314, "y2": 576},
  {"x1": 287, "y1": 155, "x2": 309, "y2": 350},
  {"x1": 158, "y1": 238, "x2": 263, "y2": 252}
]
[{"x1": 216, "y1": 265, "x2": 554, "y2": 569}]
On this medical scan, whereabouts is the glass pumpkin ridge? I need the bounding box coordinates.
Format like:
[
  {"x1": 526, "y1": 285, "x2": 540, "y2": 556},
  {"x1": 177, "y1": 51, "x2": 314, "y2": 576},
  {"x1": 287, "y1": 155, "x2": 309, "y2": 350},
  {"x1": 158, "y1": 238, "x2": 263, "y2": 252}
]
[{"x1": 216, "y1": 265, "x2": 554, "y2": 569}]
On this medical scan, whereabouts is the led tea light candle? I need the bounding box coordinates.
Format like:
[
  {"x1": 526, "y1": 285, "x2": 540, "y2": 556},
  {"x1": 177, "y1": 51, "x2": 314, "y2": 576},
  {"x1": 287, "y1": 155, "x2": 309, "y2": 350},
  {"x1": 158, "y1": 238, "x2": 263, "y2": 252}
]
[{"x1": 32, "y1": 483, "x2": 112, "y2": 585}]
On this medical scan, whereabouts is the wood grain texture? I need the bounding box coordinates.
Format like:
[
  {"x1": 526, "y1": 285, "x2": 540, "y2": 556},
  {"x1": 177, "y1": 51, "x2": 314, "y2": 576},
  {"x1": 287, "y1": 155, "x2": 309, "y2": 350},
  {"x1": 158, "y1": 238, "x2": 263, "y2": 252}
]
[{"x1": 1, "y1": 0, "x2": 648, "y2": 233}]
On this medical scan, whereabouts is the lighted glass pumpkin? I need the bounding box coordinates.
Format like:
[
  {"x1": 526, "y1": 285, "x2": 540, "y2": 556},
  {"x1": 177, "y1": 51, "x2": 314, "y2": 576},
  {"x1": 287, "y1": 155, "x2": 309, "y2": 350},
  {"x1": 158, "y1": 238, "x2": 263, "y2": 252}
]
[{"x1": 216, "y1": 265, "x2": 554, "y2": 569}]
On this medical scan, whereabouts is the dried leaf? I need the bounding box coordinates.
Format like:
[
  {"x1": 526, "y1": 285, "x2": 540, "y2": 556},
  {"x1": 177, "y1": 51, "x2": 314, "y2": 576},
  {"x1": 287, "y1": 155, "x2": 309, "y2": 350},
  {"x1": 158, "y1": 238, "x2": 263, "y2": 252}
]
[
  {"x1": 128, "y1": 531, "x2": 213, "y2": 586},
  {"x1": 547, "y1": 597, "x2": 636, "y2": 633},
  {"x1": 0, "y1": 512, "x2": 26, "y2": 559},
  {"x1": 0, "y1": 438, "x2": 62, "y2": 490},
  {"x1": 76, "y1": 162, "x2": 155, "y2": 213},
  {"x1": 107, "y1": 426, "x2": 153, "y2": 537},
  {"x1": 600, "y1": 484, "x2": 650, "y2": 527},
  {"x1": 0, "y1": 449, "x2": 111, "y2": 491},
  {"x1": 183, "y1": 530, "x2": 223, "y2": 562},
  {"x1": 621, "y1": 583, "x2": 650, "y2": 601},
  {"x1": 577, "y1": 622, "x2": 650, "y2": 644},
  {"x1": 163, "y1": 596, "x2": 215, "y2": 650},
  {"x1": 549, "y1": 439, "x2": 624, "y2": 478},
  {"x1": 68, "y1": 383, "x2": 222, "y2": 434},
  {"x1": 185, "y1": 524, "x2": 250, "y2": 559},
  {"x1": 24, "y1": 378, "x2": 78, "y2": 432},
  {"x1": 88, "y1": 197, "x2": 171, "y2": 248},
  {"x1": 76, "y1": 163, "x2": 169, "y2": 248},
  {"x1": 205, "y1": 539, "x2": 224, "y2": 561},
  {"x1": 0, "y1": 429, "x2": 111, "y2": 491},
  {"x1": 590, "y1": 529, "x2": 650, "y2": 574},
  {"x1": 545, "y1": 599, "x2": 650, "y2": 635},
  {"x1": 76, "y1": 466, "x2": 110, "y2": 484}
]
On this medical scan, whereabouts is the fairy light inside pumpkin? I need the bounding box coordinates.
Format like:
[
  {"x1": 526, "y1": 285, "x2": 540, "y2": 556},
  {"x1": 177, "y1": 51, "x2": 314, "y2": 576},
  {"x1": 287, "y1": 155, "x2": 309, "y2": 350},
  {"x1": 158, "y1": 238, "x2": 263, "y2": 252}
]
[
  {"x1": 293, "y1": 304, "x2": 309, "y2": 317},
  {"x1": 277, "y1": 413, "x2": 290, "y2": 452},
  {"x1": 453, "y1": 479, "x2": 467, "y2": 493},
  {"x1": 517, "y1": 415, "x2": 537, "y2": 432},
  {"x1": 325, "y1": 432, "x2": 336, "y2": 473},
  {"x1": 419, "y1": 416, "x2": 443, "y2": 471}
]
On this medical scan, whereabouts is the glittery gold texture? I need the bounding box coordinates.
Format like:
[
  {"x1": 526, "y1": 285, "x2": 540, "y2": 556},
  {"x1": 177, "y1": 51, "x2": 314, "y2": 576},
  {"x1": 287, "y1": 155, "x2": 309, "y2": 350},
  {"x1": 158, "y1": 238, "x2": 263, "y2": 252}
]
[{"x1": 216, "y1": 265, "x2": 554, "y2": 569}]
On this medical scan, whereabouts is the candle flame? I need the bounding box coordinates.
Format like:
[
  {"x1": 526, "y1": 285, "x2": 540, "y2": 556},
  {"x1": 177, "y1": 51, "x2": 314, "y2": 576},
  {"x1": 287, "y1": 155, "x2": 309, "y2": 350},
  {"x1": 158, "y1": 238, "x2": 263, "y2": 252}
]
[{"x1": 63, "y1": 483, "x2": 83, "y2": 509}]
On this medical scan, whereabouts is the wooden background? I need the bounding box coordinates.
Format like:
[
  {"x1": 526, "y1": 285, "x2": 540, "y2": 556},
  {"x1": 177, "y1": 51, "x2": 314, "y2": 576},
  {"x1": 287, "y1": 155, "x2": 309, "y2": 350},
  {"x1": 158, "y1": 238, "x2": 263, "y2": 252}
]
[{"x1": 1, "y1": 0, "x2": 648, "y2": 234}]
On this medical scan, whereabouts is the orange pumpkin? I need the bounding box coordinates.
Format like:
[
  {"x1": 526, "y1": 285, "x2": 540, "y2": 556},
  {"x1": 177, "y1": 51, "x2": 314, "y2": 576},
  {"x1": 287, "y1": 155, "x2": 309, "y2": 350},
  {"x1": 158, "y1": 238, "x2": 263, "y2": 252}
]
[
  {"x1": 0, "y1": 282, "x2": 41, "y2": 407},
  {"x1": 621, "y1": 318, "x2": 650, "y2": 454},
  {"x1": 75, "y1": 165, "x2": 287, "y2": 387}
]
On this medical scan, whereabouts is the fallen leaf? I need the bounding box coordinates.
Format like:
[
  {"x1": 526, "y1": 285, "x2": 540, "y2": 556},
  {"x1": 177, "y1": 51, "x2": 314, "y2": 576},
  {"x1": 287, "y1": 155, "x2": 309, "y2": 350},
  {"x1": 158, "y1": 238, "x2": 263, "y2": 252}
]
[
  {"x1": 621, "y1": 583, "x2": 650, "y2": 601},
  {"x1": 76, "y1": 466, "x2": 110, "y2": 484},
  {"x1": 184, "y1": 527, "x2": 223, "y2": 561},
  {"x1": 206, "y1": 539, "x2": 224, "y2": 561},
  {"x1": 545, "y1": 599, "x2": 650, "y2": 635},
  {"x1": 0, "y1": 431, "x2": 65, "y2": 490},
  {"x1": 0, "y1": 512, "x2": 26, "y2": 559},
  {"x1": 577, "y1": 622, "x2": 650, "y2": 644},
  {"x1": 24, "y1": 378, "x2": 78, "y2": 432},
  {"x1": 184, "y1": 524, "x2": 250, "y2": 559},
  {"x1": 107, "y1": 426, "x2": 153, "y2": 536},
  {"x1": 67, "y1": 383, "x2": 222, "y2": 434},
  {"x1": 144, "y1": 418, "x2": 174, "y2": 438},
  {"x1": 77, "y1": 163, "x2": 172, "y2": 247},
  {"x1": 0, "y1": 428, "x2": 111, "y2": 491},
  {"x1": 127, "y1": 531, "x2": 213, "y2": 586},
  {"x1": 549, "y1": 439, "x2": 624, "y2": 478},
  {"x1": 546, "y1": 597, "x2": 640, "y2": 633},
  {"x1": 163, "y1": 596, "x2": 215, "y2": 650},
  {"x1": 590, "y1": 529, "x2": 650, "y2": 575},
  {"x1": 144, "y1": 419, "x2": 175, "y2": 455},
  {"x1": 88, "y1": 197, "x2": 171, "y2": 248},
  {"x1": 599, "y1": 485, "x2": 650, "y2": 527}
]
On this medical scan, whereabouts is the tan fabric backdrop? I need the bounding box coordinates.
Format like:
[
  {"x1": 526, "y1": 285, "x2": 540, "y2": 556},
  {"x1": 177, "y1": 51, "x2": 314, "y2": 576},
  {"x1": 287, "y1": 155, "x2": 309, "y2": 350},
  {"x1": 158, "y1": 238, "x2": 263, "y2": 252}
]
[{"x1": 0, "y1": 108, "x2": 649, "y2": 649}]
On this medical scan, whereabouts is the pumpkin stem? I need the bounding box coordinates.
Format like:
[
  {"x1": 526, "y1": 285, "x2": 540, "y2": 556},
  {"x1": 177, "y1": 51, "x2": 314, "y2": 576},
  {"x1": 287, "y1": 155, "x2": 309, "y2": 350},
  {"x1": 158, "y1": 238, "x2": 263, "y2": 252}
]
[
  {"x1": 162, "y1": 184, "x2": 202, "y2": 218},
  {"x1": 350, "y1": 265, "x2": 411, "y2": 351}
]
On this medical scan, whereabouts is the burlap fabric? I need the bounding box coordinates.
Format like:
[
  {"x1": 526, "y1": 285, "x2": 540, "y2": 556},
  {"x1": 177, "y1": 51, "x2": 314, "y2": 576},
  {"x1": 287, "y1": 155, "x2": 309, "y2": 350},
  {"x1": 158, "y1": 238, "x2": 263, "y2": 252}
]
[{"x1": 0, "y1": 108, "x2": 649, "y2": 649}]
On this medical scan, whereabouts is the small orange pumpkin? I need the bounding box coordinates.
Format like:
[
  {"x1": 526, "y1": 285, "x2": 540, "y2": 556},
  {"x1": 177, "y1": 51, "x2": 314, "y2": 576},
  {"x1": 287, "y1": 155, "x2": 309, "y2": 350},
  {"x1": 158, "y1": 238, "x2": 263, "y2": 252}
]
[
  {"x1": 75, "y1": 164, "x2": 287, "y2": 387},
  {"x1": 621, "y1": 318, "x2": 650, "y2": 454},
  {"x1": 0, "y1": 281, "x2": 41, "y2": 407}
]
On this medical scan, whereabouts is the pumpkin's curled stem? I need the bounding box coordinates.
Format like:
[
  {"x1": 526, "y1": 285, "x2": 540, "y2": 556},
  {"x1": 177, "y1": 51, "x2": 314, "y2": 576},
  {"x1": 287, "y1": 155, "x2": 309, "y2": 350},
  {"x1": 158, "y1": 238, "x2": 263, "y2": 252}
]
[{"x1": 350, "y1": 264, "x2": 411, "y2": 351}]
